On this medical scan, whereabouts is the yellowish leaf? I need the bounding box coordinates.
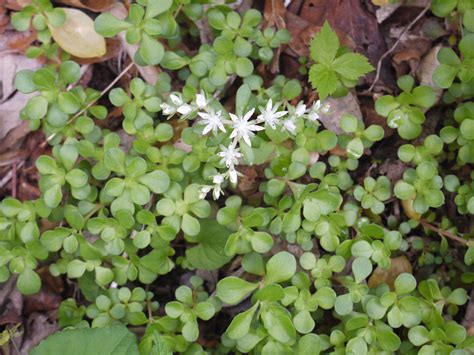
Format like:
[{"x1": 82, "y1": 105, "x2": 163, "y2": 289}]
[
  {"x1": 401, "y1": 198, "x2": 421, "y2": 220},
  {"x1": 372, "y1": 0, "x2": 391, "y2": 5},
  {"x1": 368, "y1": 256, "x2": 413, "y2": 289},
  {"x1": 50, "y1": 8, "x2": 106, "y2": 58}
]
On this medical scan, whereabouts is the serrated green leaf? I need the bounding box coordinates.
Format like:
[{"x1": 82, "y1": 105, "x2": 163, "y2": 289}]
[{"x1": 332, "y1": 53, "x2": 374, "y2": 80}]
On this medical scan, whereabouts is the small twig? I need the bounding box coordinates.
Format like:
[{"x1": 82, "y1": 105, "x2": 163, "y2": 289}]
[
  {"x1": 420, "y1": 219, "x2": 471, "y2": 247},
  {"x1": 43, "y1": 60, "x2": 136, "y2": 145},
  {"x1": 368, "y1": 4, "x2": 431, "y2": 92}
]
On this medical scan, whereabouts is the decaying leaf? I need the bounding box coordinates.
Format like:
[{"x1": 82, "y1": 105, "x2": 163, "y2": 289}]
[
  {"x1": 368, "y1": 256, "x2": 413, "y2": 289},
  {"x1": 417, "y1": 45, "x2": 443, "y2": 100},
  {"x1": 318, "y1": 91, "x2": 363, "y2": 134},
  {"x1": 55, "y1": 0, "x2": 115, "y2": 12},
  {"x1": 0, "y1": 54, "x2": 40, "y2": 142},
  {"x1": 50, "y1": 8, "x2": 106, "y2": 58}
]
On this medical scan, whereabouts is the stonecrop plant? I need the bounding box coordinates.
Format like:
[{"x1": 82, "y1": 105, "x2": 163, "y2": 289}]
[{"x1": 1, "y1": 0, "x2": 474, "y2": 354}]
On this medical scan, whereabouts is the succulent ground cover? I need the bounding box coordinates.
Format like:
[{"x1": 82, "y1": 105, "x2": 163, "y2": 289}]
[{"x1": 0, "y1": 0, "x2": 473, "y2": 354}]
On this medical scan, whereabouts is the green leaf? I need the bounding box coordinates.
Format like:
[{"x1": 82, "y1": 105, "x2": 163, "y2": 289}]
[
  {"x1": 235, "y1": 57, "x2": 254, "y2": 77},
  {"x1": 351, "y1": 240, "x2": 373, "y2": 258},
  {"x1": 433, "y1": 64, "x2": 458, "y2": 89},
  {"x1": 346, "y1": 137, "x2": 364, "y2": 159},
  {"x1": 352, "y1": 256, "x2": 372, "y2": 283},
  {"x1": 217, "y1": 276, "x2": 258, "y2": 305},
  {"x1": 250, "y1": 231, "x2": 273, "y2": 253},
  {"x1": 26, "y1": 96, "x2": 48, "y2": 120},
  {"x1": 335, "y1": 293, "x2": 353, "y2": 316},
  {"x1": 431, "y1": 0, "x2": 457, "y2": 17},
  {"x1": 138, "y1": 170, "x2": 170, "y2": 194},
  {"x1": 226, "y1": 302, "x2": 258, "y2": 339},
  {"x1": 186, "y1": 219, "x2": 232, "y2": 270},
  {"x1": 44, "y1": 185, "x2": 62, "y2": 208},
  {"x1": 94, "y1": 13, "x2": 131, "y2": 37},
  {"x1": 261, "y1": 308, "x2": 296, "y2": 344},
  {"x1": 146, "y1": 0, "x2": 172, "y2": 18},
  {"x1": 394, "y1": 273, "x2": 416, "y2": 295},
  {"x1": 105, "y1": 148, "x2": 125, "y2": 175},
  {"x1": 15, "y1": 70, "x2": 37, "y2": 93},
  {"x1": 332, "y1": 53, "x2": 374, "y2": 80},
  {"x1": 264, "y1": 251, "x2": 296, "y2": 284},
  {"x1": 308, "y1": 64, "x2": 338, "y2": 101},
  {"x1": 30, "y1": 325, "x2": 139, "y2": 355},
  {"x1": 139, "y1": 34, "x2": 164, "y2": 65},
  {"x1": 309, "y1": 21, "x2": 339, "y2": 65},
  {"x1": 408, "y1": 326, "x2": 430, "y2": 346},
  {"x1": 297, "y1": 334, "x2": 321, "y2": 355},
  {"x1": 375, "y1": 324, "x2": 401, "y2": 352},
  {"x1": 17, "y1": 268, "x2": 41, "y2": 295},
  {"x1": 314, "y1": 287, "x2": 336, "y2": 309}
]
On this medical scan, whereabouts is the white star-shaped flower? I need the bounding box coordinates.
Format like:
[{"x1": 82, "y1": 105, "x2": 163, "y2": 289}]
[
  {"x1": 229, "y1": 108, "x2": 264, "y2": 146},
  {"x1": 307, "y1": 100, "x2": 322, "y2": 122},
  {"x1": 217, "y1": 144, "x2": 242, "y2": 168},
  {"x1": 198, "y1": 110, "x2": 225, "y2": 135},
  {"x1": 228, "y1": 167, "x2": 240, "y2": 185},
  {"x1": 169, "y1": 93, "x2": 192, "y2": 115},
  {"x1": 199, "y1": 185, "x2": 212, "y2": 200},
  {"x1": 294, "y1": 101, "x2": 307, "y2": 117},
  {"x1": 283, "y1": 118, "x2": 297, "y2": 134},
  {"x1": 257, "y1": 99, "x2": 287, "y2": 129},
  {"x1": 161, "y1": 102, "x2": 176, "y2": 115},
  {"x1": 196, "y1": 92, "x2": 207, "y2": 109}
]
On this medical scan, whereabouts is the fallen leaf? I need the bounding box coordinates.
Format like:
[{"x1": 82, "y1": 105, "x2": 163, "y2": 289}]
[
  {"x1": 50, "y1": 8, "x2": 106, "y2": 58},
  {"x1": 55, "y1": 0, "x2": 114, "y2": 12},
  {"x1": 318, "y1": 91, "x2": 362, "y2": 134},
  {"x1": 73, "y1": 38, "x2": 122, "y2": 65},
  {"x1": 1, "y1": 53, "x2": 41, "y2": 103},
  {"x1": 285, "y1": 12, "x2": 354, "y2": 58},
  {"x1": 368, "y1": 256, "x2": 413, "y2": 289},
  {"x1": 298, "y1": 0, "x2": 387, "y2": 74},
  {"x1": 417, "y1": 44, "x2": 443, "y2": 101},
  {"x1": 375, "y1": 3, "x2": 402, "y2": 24}
]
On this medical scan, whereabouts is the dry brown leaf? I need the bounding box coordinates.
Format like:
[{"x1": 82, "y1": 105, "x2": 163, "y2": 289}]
[
  {"x1": 50, "y1": 8, "x2": 106, "y2": 58},
  {"x1": 368, "y1": 256, "x2": 413, "y2": 289},
  {"x1": 55, "y1": 0, "x2": 115, "y2": 12},
  {"x1": 298, "y1": 0, "x2": 386, "y2": 71},
  {"x1": 0, "y1": 54, "x2": 41, "y2": 148},
  {"x1": 318, "y1": 91, "x2": 362, "y2": 134},
  {"x1": 417, "y1": 44, "x2": 443, "y2": 100},
  {"x1": 1, "y1": 54, "x2": 40, "y2": 103}
]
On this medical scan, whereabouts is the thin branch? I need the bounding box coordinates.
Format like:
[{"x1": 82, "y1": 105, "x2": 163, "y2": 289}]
[
  {"x1": 420, "y1": 219, "x2": 471, "y2": 247},
  {"x1": 368, "y1": 4, "x2": 431, "y2": 92},
  {"x1": 44, "y1": 60, "x2": 136, "y2": 144}
]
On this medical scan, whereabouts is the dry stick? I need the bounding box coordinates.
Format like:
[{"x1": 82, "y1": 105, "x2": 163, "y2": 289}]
[
  {"x1": 368, "y1": 4, "x2": 431, "y2": 92},
  {"x1": 43, "y1": 60, "x2": 136, "y2": 145},
  {"x1": 420, "y1": 219, "x2": 471, "y2": 247}
]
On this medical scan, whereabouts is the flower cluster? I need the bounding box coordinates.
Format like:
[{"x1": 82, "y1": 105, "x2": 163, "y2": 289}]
[{"x1": 160, "y1": 93, "x2": 330, "y2": 199}]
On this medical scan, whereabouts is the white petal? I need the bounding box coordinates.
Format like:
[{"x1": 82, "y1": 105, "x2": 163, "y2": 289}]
[
  {"x1": 170, "y1": 94, "x2": 182, "y2": 105},
  {"x1": 177, "y1": 104, "x2": 192, "y2": 115},
  {"x1": 196, "y1": 93, "x2": 207, "y2": 108},
  {"x1": 243, "y1": 108, "x2": 256, "y2": 121},
  {"x1": 229, "y1": 113, "x2": 239, "y2": 123}
]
